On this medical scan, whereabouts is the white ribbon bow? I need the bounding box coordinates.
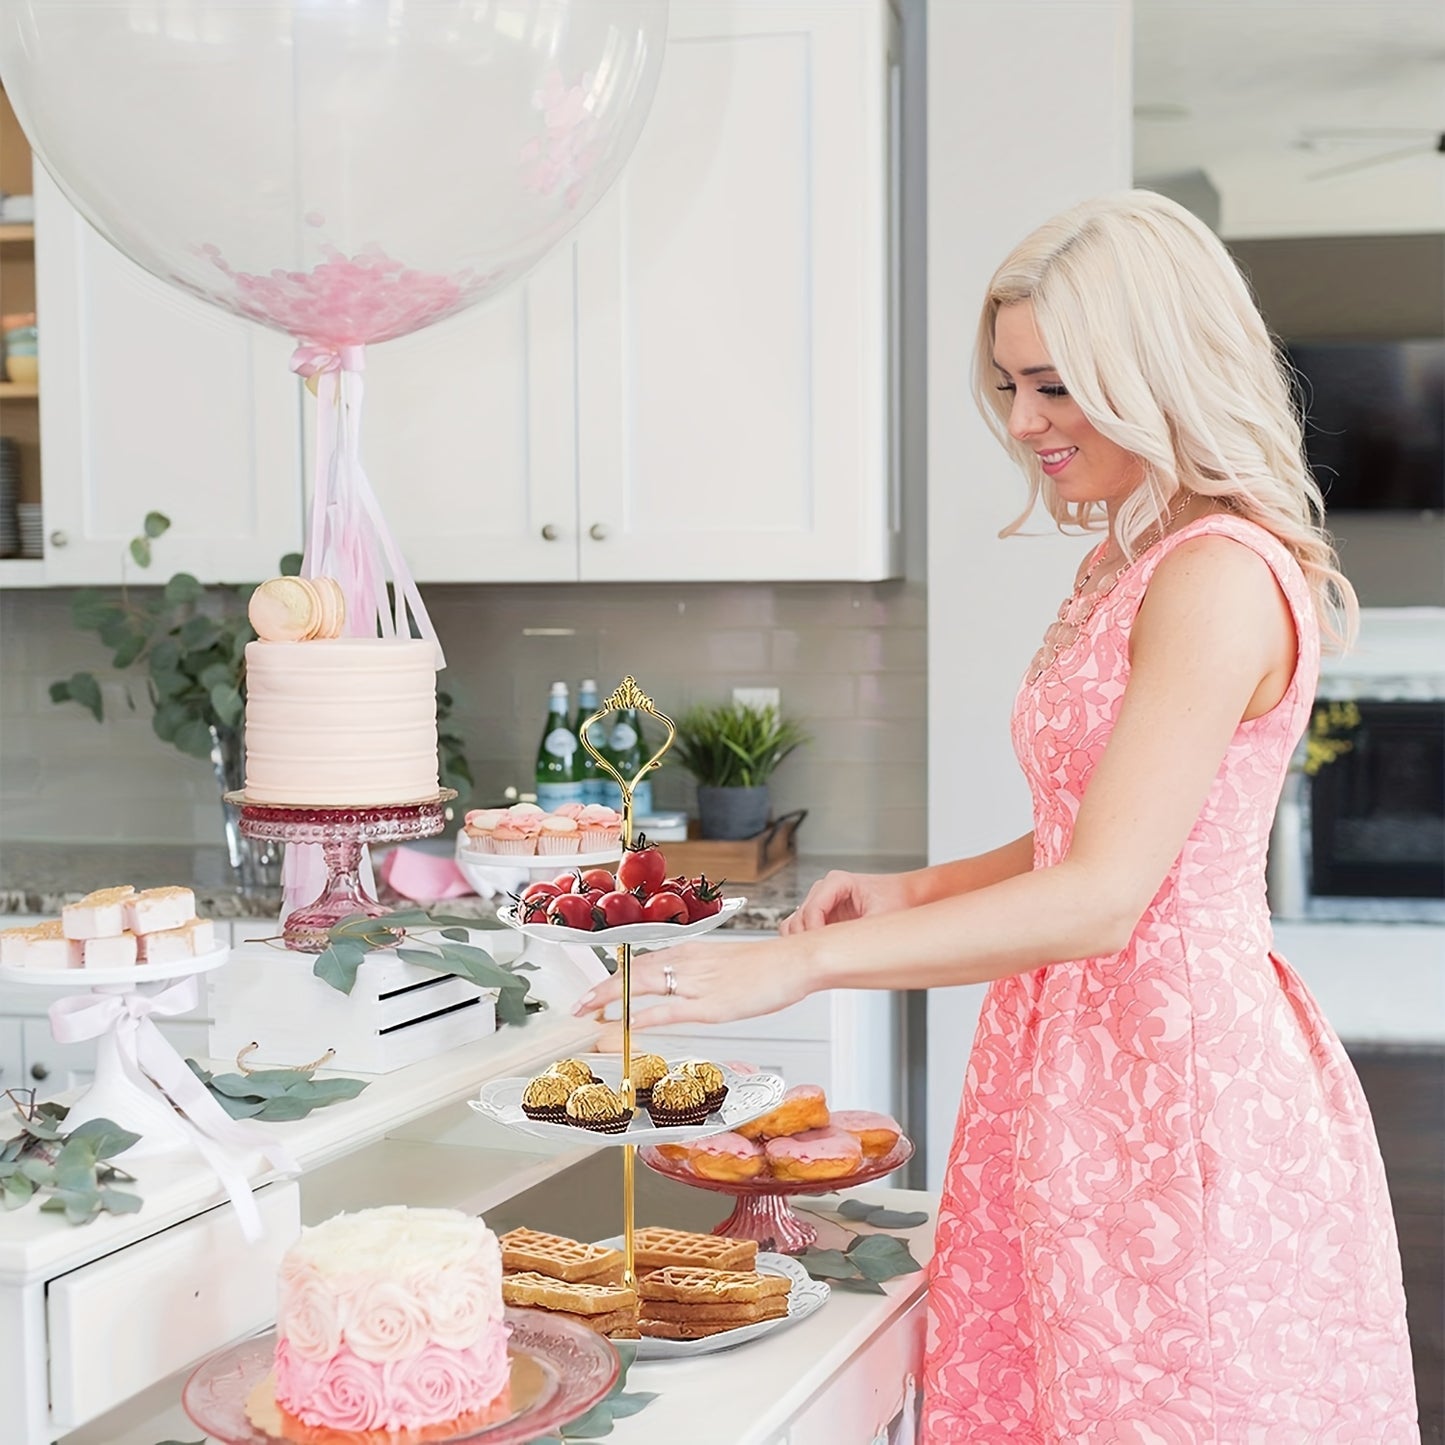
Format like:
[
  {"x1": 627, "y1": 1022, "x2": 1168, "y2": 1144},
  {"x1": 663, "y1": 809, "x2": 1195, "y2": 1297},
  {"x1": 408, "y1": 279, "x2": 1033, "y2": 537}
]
[{"x1": 49, "y1": 977, "x2": 299, "y2": 1242}]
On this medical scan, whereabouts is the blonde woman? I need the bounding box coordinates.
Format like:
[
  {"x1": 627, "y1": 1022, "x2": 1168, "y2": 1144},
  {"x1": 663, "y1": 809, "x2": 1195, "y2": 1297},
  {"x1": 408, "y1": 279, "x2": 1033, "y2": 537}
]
[{"x1": 575, "y1": 192, "x2": 1417, "y2": 1441}]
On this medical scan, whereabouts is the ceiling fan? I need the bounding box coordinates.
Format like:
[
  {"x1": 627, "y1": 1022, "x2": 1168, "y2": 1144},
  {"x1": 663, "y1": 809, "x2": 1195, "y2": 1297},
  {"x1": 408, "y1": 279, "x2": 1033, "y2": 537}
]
[{"x1": 1298, "y1": 127, "x2": 1445, "y2": 180}]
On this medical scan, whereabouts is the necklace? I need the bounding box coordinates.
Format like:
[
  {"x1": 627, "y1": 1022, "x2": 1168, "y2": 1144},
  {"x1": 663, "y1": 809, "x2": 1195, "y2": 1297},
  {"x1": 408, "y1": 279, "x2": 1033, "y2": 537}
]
[{"x1": 1026, "y1": 489, "x2": 1195, "y2": 685}]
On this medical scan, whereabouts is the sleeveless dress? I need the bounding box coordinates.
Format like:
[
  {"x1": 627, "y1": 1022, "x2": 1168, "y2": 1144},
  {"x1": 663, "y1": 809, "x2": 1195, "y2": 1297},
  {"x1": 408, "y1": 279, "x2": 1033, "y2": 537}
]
[{"x1": 922, "y1": 514, "x2": 1418, "y2": 1443}]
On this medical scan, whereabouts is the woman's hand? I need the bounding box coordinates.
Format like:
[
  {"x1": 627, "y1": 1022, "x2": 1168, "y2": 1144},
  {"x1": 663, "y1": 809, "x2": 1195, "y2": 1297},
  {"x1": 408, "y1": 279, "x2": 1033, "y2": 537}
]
[
  {"x1": 779, "y1": 869, "x2": 911, "y2": 935},
  {"x1": 573, "y1": 936, "x2": 814, "y2": 1039}
]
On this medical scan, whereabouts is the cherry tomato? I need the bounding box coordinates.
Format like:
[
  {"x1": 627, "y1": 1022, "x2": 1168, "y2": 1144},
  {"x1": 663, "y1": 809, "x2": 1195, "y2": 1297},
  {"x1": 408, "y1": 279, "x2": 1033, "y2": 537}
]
[
  {"x1": 617, "y1": 837, "x2": 667, "y2": 896},
  {"x1": 582, "y1": 887, "x2": 609, "y2": 909},
  {"x1": 682, "y1": 873, "x2": 726, "y2": 923},
  {"x1": 520, "y1": 881, "x2": 563, "y2": 906},
  {"x1": 520, "y1": 895, "x2": 551, "y2": 924},
  {"x1": 652, "y1": 875, "x2": 687, "y2": 897},
  {"x1": 596, "y1": 890, "x2": 644, "y2": 927},
  {"x1": 546, "y1": 893, "x2": 597, "y2": 931},
  {"x1": 579, "y1": 868, "x2": 618, "y2": 894},
  {"x1": 552, "y1": 871, "x2": 582, "y2": 893},
  {"x1": 641, "y1": 891, "x2": 687, "y2": 925}
]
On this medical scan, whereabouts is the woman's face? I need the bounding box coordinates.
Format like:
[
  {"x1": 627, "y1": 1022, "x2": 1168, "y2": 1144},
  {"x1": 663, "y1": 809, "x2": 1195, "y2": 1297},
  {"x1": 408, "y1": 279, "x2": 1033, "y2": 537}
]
[{"x1": 992, "y1": 301, "x2": 1142, "y2": 507}]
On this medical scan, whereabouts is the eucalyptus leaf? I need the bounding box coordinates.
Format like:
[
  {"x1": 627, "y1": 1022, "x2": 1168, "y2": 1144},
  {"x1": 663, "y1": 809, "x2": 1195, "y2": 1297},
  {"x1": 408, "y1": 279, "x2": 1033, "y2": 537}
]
[
  {"x1": 148, "y1": 638, "x2": 181, "y2": 674},
  {"x1": 65, "y1": 1119, "x2": 142, "y2": 1159},
  {"x1": 48, "y1": 679, "x2": 71, "y2": 704},
  {"x1": 67, "y1": 671, "x2": 104, "y2": 722},
  {"x1": 2, "y1": 1174, "x2": 33, "y2": 1208},
  {"x1": 440, "y1": 928, "x2": 471, "y2": 943},
  {"x1": 284, "y1": 1077, "x2": 367, "y2": 1104},
  {"x1": 314, "y1": 939, "x2": 367, "y2": 994},
  {"x1": 130, "y1": 536, "x2": 152, "y2": 568},
  {"x1": 185, "y1": 1059, "x2": 215, "y2": 1086},
  {"x1": 97, "y1": 611, "x2": 133, "y2": 648},
  {"x1": 208, "y1": 1096, "x2": 269, "y2": 1120},
  {"x1": 71, "y1": 588, "x2": 113, "y2": 627},
  {"x1": 253, "y1": 1095, "x2": 318, "y2": 1123},
  {"x1": 279, "y1": 551, "x2": 303, "y2": 576},
  {"x1": 19, "y1": 1158, "x2": 55, "y2": 1186},
  {"x1": 143, "y1": 510, "x2": 172, "y2": 538},
  {"x1": 493, "y1": 985, "x2": 533, "y2": 1028},
  {"x1": 207, "y1": 1071, "x2": 294, "y2": 1100},
  {"x1": 20, "y1": 1112, "x2": 63, "y2": 1141},
  {"x1": 846, "y1": 1232, "x2": 923, "y2": 1280},
  {"x1": 174, "y1": 717, "x2": 215, "y2": 759},
  {"x1": 163, "y1": 571, "x2": 204, "y2": 605},
  {"x1": 199, "y1": 661, "x2": 233, "y2": 691},
  {"x1": 603, "y1": 1392, "x2": 659, "y2": 1420},
  {"x1": 837, "y1": 1198, "x2": 876, "y2": 1221},
  {"x1": 861, "y1": 1208, "x2": 929, "y2": 1230},
  {"x1": 54, "y1": 1137, "x2": 102, "y2": 1190},
  {"x1": 556, "y1": 1401, "x2": 614, "y2": 1438},
  {"x1": 798, "y1": 1247, "x2": 859, "y2": 1280},
  {"x1": 209, "y1": 682, "x2": 243, "y2": 728},
  {"x1": 111, "y1": 631, "x2": 147, "y2": 669},
  {"x1": 98, "y1": 1187, "x2": 143, "y2": 1215},
  {"x1": 150, "y1": 669, "x2": 191, "y2": 702}
]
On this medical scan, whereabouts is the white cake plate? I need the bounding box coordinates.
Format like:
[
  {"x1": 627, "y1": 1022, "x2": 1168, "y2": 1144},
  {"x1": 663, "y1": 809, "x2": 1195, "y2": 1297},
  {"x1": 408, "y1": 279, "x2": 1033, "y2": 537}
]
[
  {"x1": 0, "y1": 946, "x2": 231, "y2": 1157},
  {"x1": 454, "y1": 841, "x2": 623, "y2": 1012}
]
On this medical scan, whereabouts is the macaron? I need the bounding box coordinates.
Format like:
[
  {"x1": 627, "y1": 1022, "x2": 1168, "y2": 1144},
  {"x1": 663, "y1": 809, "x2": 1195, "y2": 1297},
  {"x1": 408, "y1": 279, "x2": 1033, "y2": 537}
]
[{"x1": 247, "y1": 575, "x2": 347, "y2": 642}]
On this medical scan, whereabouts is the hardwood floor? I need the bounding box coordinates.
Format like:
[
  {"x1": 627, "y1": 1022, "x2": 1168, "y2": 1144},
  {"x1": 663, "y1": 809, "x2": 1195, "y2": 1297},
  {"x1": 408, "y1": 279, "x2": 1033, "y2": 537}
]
[{"x1": 1348, "y1": 1047, "x2": 1444, "y2": 1444}]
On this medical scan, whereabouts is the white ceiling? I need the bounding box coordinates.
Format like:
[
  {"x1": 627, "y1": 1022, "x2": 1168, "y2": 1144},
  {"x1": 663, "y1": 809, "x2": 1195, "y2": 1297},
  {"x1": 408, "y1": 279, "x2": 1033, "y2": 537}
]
[{"x1": 1134, "y1": 0, "x2": 1445, "y2": 236}]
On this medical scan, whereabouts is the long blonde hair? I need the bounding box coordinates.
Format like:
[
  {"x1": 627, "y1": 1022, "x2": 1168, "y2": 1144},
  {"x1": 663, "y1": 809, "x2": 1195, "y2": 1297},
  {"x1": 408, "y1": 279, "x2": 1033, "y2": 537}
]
[{"x1": 974, "y1": 189, "x2": 1358, "y2": 650}]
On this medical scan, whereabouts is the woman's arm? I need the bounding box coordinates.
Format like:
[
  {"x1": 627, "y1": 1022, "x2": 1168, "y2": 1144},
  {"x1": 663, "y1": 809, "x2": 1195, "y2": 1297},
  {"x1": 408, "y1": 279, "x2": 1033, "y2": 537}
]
[
  {"x1": 896, "y1": 832, "x2": 1036, "y2": 906},
  {"x1": 577, "y1": 535, "x2": 1292, "y2": 1027}
]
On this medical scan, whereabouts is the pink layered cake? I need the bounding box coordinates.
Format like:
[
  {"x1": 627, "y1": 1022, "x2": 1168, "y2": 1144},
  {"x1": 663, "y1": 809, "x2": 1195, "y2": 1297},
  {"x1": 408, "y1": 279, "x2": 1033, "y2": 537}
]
[
  {"x1": 243, "y1": 638, "x2": 438, "y2": 805},
  {"x1": 272, "y1": 1205, "x2": 510, "y2": 1434}
]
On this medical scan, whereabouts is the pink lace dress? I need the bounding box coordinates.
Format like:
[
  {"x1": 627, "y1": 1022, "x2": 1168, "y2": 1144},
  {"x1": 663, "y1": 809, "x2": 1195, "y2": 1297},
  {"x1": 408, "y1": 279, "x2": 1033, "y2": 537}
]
[{"x1": 922, "y1": 514, "x2": 1418, "y2": 1443}]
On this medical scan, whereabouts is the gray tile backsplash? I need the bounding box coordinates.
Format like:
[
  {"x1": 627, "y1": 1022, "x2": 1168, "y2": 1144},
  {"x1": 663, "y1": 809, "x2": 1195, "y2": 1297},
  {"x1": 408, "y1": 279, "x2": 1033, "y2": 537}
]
[{"x1": 0, "y1": 580, "x2": 927, "y2": 857}]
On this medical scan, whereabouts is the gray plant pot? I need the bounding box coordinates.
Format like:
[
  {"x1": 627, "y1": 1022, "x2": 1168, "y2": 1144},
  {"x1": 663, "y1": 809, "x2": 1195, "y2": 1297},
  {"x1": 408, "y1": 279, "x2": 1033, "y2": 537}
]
[{"x1": 696, "y1": 785, "x2": 771, "y2": 841}]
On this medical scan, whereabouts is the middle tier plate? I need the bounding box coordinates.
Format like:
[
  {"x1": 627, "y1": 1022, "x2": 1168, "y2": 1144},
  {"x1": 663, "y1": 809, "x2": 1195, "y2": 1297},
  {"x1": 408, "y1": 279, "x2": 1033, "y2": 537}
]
[
  {"x1": 495, "y1": 895, "x2": 746, "y2": 948},
  {"x1": 471, "y1": 1057, "x2": 784, "y2": 1147}
]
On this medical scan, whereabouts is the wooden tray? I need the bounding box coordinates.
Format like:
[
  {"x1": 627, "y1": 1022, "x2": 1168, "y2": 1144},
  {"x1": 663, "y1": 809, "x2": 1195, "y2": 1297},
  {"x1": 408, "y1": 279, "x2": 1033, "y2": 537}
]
[{"x1": 659, "y1": 809, "x2": 806, "y2": 883}]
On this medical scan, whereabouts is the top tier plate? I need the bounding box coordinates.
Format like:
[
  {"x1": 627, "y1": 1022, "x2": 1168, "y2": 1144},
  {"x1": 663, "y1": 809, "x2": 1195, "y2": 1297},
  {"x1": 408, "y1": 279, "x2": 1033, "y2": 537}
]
[{"x1": 455, "y1": 839, "x2": 623, "y2": 876}]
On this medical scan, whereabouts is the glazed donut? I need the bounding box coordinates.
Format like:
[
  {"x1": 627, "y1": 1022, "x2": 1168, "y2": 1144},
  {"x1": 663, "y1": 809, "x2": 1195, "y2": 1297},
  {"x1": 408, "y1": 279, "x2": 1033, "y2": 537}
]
[
  {"x1": 651, "y1": 1142, "x2": 692, "y2": 1164},
  {"x1": 764, "y1": 1127, "x2": 863, "y2": 1183},
  {"x1": 829, "y1": 1109, "x2": 902, "y2": 1159},
  {"x1": 736, "y1": 1084, "x2": 830, "y2": 1141},
  {"x1": 686, "y1": 1131, "x2": 766, "y2": 1182}
]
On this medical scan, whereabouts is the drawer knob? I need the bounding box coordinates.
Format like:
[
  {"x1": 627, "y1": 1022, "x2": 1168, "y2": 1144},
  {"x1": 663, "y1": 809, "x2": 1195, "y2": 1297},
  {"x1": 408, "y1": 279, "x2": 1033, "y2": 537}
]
[
  {"x1": 540, "y1": 524, "x2": 559, "y2": 542},
  {"x1": 49, "y1": 530, "x2": 68, "y2": 548},
  {"x1": 588, "y1": 523, "x2": 608, "y2": 542},
  {"x1": 30, "y1": 1062, "x2": 49, "y2": 1081}
]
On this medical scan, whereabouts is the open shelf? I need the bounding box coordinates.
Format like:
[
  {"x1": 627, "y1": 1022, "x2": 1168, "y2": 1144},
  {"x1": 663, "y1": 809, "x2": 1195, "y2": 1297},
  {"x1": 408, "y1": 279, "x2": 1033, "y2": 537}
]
[{"x1": 0, "y1": 222, "x2": 33, "y2": 243}]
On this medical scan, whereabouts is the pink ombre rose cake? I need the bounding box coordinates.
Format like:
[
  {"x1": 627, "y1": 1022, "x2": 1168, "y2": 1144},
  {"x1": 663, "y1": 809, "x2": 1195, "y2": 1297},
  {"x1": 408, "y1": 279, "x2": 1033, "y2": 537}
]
[{"x1": 271, "y1": 1205, "x2": 510, "y2": 1434}]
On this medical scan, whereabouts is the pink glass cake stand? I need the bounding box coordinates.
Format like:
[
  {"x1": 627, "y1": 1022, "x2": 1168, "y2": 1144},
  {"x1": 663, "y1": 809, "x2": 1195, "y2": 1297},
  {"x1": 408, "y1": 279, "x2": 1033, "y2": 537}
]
[
  {"x1": 183, "y1": 1310, "x2": 619, "y2": 1445},
  {"x1": 227, "y1": 791, "x2": 456, "y2": 953},
  {"x1": 639, "y1": 1136, "x2": 916, "y2": 1254}
]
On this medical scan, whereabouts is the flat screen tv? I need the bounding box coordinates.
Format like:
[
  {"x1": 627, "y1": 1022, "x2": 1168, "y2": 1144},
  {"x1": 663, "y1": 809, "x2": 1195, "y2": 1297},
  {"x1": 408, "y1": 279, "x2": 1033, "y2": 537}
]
[{"x1": 1283, "y1": 340, "x2": 1445, "y2": 513}]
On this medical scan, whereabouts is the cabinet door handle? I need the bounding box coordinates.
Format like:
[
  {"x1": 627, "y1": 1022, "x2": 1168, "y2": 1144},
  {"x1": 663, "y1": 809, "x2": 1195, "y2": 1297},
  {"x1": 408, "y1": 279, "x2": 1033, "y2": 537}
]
[
  {"x1": 540, "y1": 524, "x2": 559, "y2": 542},
  {"x1": 588, "y1": 523, "x2": 608, "y2": 542},
  {"x1": 49, "y1": 531, "x2": 68, "y2": 548},
  {"x1": 30, "y1": 1062, "x2": 49, "y2": 1081}
]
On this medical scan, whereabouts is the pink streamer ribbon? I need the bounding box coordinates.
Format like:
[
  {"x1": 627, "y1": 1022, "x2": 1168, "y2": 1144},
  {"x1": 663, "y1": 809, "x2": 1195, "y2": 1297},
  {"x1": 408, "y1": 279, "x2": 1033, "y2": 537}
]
[
  {"x1": 283, "y1": 340, "x2": 446, "y2": 917},
  {"x1": 49, "y1": 977, "x2": 299, "y2": 1242}
]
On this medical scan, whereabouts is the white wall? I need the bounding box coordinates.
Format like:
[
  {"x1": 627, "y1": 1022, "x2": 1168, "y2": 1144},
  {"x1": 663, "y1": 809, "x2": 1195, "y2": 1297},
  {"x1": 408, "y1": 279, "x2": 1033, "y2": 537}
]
[{"x1": 923, "y1": 0, "x2": 1133, "y2": 1186}]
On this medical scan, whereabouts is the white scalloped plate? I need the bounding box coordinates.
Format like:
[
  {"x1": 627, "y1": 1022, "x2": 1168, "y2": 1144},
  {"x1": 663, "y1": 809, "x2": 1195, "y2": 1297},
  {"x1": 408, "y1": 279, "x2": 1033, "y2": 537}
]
[
  {"x1": 494, "y1": 895, "x2": 746, "y2": 949},
  {"x1": 591, "y1": 1243, "x2": 829, "y2": 1359},
  {"x1": 0, "y1": 943, "x2": 231, "y2": 989},
  {"x1": 470, "y1": 1057, "x2": 783, "y2": 1147}
]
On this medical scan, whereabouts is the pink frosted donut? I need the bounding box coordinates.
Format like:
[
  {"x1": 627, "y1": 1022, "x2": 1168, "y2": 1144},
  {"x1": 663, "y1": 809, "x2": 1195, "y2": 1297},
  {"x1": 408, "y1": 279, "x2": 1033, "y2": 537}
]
[
  {"x1": 686, "y1": 1131, "x2": 765, "y2": 1182},
  {"x1": 829, "y1": 1110, "x2": 902, "y2": 1159},
  {"x1": 764, "y1": 1127, "x2": 862, "y2": 1183},
  {"x1": 736, "y1": 1083, "x2": 830, "y2": 1141}
]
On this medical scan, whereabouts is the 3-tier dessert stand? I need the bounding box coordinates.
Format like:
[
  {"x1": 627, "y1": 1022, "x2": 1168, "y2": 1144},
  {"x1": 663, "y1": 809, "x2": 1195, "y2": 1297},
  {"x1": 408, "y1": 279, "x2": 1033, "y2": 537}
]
[{"x1": 480, "y1": 677, "x2": 781, "y2": 1290}]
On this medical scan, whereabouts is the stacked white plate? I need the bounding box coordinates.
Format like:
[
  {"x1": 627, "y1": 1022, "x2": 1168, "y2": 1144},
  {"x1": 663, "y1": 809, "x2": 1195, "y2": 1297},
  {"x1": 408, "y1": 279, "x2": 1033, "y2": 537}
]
[
  {"x1": 0, "y1": 438, "x2": 18, "y2": 557},
  {"x1": 16, "y1": 500, "x2": 41, "y2": 558}
]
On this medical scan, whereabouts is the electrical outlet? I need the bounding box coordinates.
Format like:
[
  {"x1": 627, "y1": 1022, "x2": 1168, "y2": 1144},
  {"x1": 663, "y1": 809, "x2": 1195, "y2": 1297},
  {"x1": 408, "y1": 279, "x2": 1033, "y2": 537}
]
[{"x1": 732, "y1": 686, "x2": 781, "y2": 712}]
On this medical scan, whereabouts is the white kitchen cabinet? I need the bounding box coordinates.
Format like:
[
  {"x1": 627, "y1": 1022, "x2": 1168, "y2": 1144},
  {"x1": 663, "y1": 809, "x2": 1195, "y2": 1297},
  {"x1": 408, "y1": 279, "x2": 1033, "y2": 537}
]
[
  {"x1": 0, "y1": 1015, "x2": 22, "y2": 1095},
  {"x1": 32, "y1": 168, "x2": 304, "y2": 585},
  {"x1": 352, "y1": 0, "x2": 902, "y2": 584},
  {"x1": 575, "y1": 0, "x2": 903, "y2": 582}
]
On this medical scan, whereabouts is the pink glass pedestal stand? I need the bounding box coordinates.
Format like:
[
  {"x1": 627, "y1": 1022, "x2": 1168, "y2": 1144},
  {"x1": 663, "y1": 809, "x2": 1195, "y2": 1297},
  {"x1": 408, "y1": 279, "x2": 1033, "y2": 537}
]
[
  {"x1": 227, "y1": 792, "x2": 455, "y2": 953},
  {"x1": 639, "y1": 1136, "x2": 915, "y2": 1254}
]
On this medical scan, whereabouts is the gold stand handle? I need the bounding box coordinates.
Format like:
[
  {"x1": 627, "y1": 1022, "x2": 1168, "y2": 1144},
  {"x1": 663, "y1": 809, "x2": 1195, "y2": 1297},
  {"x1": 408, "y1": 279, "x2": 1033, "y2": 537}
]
[{"x1": 579, "y1": 677, "x2": 676, "y2": 1292}]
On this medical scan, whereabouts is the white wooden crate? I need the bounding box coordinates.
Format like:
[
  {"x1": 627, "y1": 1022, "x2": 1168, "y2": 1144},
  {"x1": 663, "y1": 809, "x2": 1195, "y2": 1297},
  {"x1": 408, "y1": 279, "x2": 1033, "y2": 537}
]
[{"x1": 208, "y1": 942, "x2": 497, "y2": 1074}]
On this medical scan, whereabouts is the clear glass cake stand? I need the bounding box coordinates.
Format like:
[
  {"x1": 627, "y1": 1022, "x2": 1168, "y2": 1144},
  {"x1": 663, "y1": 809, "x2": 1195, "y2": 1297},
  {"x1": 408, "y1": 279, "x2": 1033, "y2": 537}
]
[{"x1": 226, "y1": 791, "x2": 455, "y2": 953}]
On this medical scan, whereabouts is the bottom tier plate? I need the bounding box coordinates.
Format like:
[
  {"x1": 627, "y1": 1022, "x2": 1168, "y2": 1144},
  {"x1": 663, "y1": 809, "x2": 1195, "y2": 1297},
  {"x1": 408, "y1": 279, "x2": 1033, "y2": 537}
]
[
  {"x1": 182, "y1": 1312, "x2": 618, "y2": 1445},
  {"x1": 592, "y1": 1241, "x2": 829, "y2": 1360}
]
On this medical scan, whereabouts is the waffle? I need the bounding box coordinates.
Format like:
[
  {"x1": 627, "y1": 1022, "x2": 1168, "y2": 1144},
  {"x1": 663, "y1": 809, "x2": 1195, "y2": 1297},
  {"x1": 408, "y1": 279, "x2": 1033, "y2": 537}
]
[
  {"x1": 501, "y1": 1272, "x2": 637, "y2": 1316},
  {"x1": 637, "y1": 1265, "x2": 790, "y2": 1305},
  {"x1": 552, "y1": 1305, "x2": 640, "y2": 1337},
  {"x1": 630, "y1": 1227, "x2": 758, "y2": 1273},
  {"x1": 640, "y1": 1315, "x2": 775, "y2": 1340},
  {"x1": 640, "y1": 1295, "x2": 790, "y2": 1325},
  {"x1": 500, "y1": 1228, "x2": 626, "y2": 1283}
]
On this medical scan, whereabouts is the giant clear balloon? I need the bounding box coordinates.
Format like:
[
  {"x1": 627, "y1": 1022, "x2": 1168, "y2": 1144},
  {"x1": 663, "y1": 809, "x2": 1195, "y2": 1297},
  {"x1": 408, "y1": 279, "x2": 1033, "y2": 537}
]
[{"x1": 0, "y1": 1, "x2": 667, "y2": 346}]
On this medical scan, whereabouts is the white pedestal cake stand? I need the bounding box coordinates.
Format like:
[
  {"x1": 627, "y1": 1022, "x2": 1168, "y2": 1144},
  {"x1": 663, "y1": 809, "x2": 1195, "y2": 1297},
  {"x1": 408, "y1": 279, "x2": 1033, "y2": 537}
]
[{"x1": 0, "y1": 947, "x2": 232, "y2": 1158}]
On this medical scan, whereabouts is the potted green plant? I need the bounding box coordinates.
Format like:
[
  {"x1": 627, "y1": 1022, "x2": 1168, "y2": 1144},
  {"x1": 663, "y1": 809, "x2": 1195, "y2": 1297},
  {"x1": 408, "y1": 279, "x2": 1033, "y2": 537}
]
[
  {"x1": 50, "y1": 513, "x2": 474, "y2": 886},
  {"x1": 670, "y1": 700, "x2": 810, "y2": 840}
]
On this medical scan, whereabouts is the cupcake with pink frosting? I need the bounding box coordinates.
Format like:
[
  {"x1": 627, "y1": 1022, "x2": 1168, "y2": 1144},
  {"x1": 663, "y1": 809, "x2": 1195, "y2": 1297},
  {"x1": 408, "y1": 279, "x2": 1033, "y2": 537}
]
[
  {"x1": 577, "y1": 804, "x2": 623, "y2": 851},
  {"x1": 489, "y1": 804, "x2": 546, "y2": 855},
  {"x1": 461, "y1": 808, "x2": 506, "y2": 852},
  {"x1": 536, "y1": 815, "x2": 581, "y2": 855}
]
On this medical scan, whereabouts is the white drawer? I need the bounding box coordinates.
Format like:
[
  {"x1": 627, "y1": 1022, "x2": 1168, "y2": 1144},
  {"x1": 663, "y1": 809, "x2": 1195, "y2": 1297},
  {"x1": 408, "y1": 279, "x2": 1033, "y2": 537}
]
[
  {"x1": 778, "y1": 1292, "x2": 927, "y2": 1445},
  {"x1": 47, "y1": 1180, "x2": 300, "y2": 1430}
]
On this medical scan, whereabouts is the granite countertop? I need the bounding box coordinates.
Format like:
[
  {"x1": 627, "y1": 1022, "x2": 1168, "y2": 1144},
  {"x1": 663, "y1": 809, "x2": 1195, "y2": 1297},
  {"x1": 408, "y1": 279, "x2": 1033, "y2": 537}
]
[{"x1": 0, "y1": 842, "x2": 926, "y2": 934}]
